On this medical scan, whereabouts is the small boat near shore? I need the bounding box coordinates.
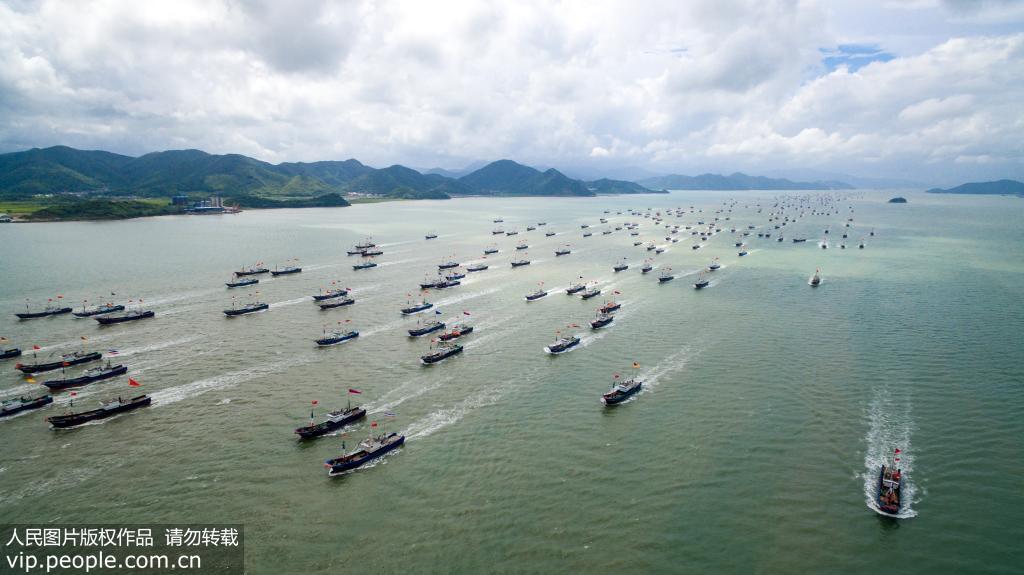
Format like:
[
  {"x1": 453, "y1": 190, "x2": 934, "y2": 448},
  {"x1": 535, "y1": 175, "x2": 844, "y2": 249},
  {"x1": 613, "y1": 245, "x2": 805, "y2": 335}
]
[
  {"x1": 326, "y1": 432, "x2": 404, "y2": 475},
  {"x1": 17, "y1": 351, "x2": 103, "y2": 374},
  {"x1": 72, "y1": 302, "x2": 125, "y2": 317},
  {"x1": 1, "y1": 394, "x2": 53, "y2": 418},
  {"x1": 42, "y1": 363, "x2": 127, "y2": 390},
  {"x1": 47, "y1": 394, "x2": 151, "y2": 429},
  {"x1": 95, "y1": 309, "x2": 155, "y2": 325}
]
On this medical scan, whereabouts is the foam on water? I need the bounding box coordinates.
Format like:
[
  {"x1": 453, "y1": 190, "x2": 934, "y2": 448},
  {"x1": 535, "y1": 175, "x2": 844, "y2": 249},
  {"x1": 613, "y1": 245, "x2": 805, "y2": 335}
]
[
  {"x1": 863, "y1": 387, "x2": 918, "y2": 518},
  {"x1": 269, "y1": 296, "x2": 309, "y2": 309},
  {"x1": 435, "y1": 287, "x2": 501, "y2": 308},
  {"x1": 150, "y1": 358, "x2": 310, "y2": 407}
]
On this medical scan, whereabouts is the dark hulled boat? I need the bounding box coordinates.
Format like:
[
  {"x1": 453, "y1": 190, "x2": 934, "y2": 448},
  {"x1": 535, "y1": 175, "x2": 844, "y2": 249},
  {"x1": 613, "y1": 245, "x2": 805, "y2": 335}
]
[
  {"x1": 95, "y1": 310, "x2": 155, "y2": 324},
  {"x1": 876, "y1": 449, "x2": 904, "y2": 515},
  {"x1": 319, "y1": 298, "x2": 355, "y2": 310},
  {"x1": 325, "y1": 432, "x2": 405, "y2": 475},
  {"x1": 355, "y1": 240, "x2": 376, "y2": 250},
  {"x1": 694, "y1": 274, "x2": 710, "y2": 289},
  {"x1": 72, "y1": 303, "x2": 125, "y2": 317},
  {"x1": 641, "y1": 260, "x2": 653, "y2": 273},
  {"x1": 313, "y1": 288, "x2": 349, "y2": 301},
  {"x1": 602, "y1": 378, "x2": 642, "y2": 405},
  {"x1": 226, "y1": 278, "x2": 258, "y2": 288},
  {"x1": 658, "y1": 269, "x2": 675, "y2": 282},
  {"x1": 42, "y1": 363, "x2": 127, "y2": 390},
  {"x1": 361, "y1": 249, "x2": 383, "y2": 256},
  {"x1": 235, "y1": 266, "x2": 269, "y2": 276},
  {"x1": 511, "y1": 259, "x2": 531, "y2": 267},
  {"x1": 516, "y1": 243, "x2": 529, "y2": 250},
  {"x1": 1, "y1": 394, "x2": 53, "y2": 418},
  {"x1": 580, "y1": 288, "x2": 601, "y2": 300},
  {"x1": 555, "y1": 247, "x2": 571, "y2": 256},
  {"x1": 47, "y1": 395, "x2": 151, "y2": 428},
  {"x1": 566, "y1": 283, "x2": 586, "y2": 295},
  {"x1": 1, "y1": 348, "x2": 22, "y2": 360},
  {"x1": 425, "y1": 233, "x2": 438, "y2": 240},
  {"x1": 738, "y1": 250, "x2": 748, "y2": 256},
  {"x1": 353, "y1": 261, "x2": 377, "y2": 270},
  {"x1": 600, "y1": 301, "x2": 621, "y2": 314},
  {"x1": 708, "y1": 259, "x2": 721, "y2": 271},
  {"x1": 421, "y1": 342, "x2": 463, "y2": 364},
  {"x1": 438, "y1": 261, "x2": 460, "y2": 270},
  {"x1": 810, "y1": 269, "x2": 822, "y2": 287},
  {"x1": 545, "y1": 231, "x2": 556, "y2": 237},
  {"x1": 545, "y1": 335, "x2": 581, "y2": 354},
  {"x1": 401, "y1": 301, "x2": 433, "y2": 315},
  {"x1": 582, "y1": 232, "x2": 593, "y2": 237},
  {"x1": 16, "y1": 304, "x2": 72, "y2": 319},
  {"x1": 525, "y1": 289, "x2": 549, "y2": 301},
  {"x1": 445, "y1": 271, "x2": 466, "y2": 281},
  {"x1": 792, "y1": 238, "x2": 807, "y2": 243},
  {"x1": 483, "y1": 247, "x2": 499, "y2": 254},
  {"x1": 347, "y1": 248, "x2": 365, "y2": 255},
  {"x1": 467, "y1": 263, "x2": 489, "y2": 272},
  {"x1": 17, "y1": 351, "x2": 102, "y2": 374},
  {"x1": 408, "y1": 320, "x2": 445, "y2": 337},
  {"x1": 316, "y1": 330, "x2": 359, "y2": 346},
  {"x1": 271, "y1": 266, "x2": 302, "y2": 276},
  {"x1": 438, "y1": 326, "x2": 473, "y2": 341},
  {"x1": 590, "y1": 313, "x2": 614, "y2": 329},
  {"x1": 224, "y1": 302, "x2": 269, "y2": 316},
  {"x1": 296, "y1": 406, "x2": 366, "y2": 439}
]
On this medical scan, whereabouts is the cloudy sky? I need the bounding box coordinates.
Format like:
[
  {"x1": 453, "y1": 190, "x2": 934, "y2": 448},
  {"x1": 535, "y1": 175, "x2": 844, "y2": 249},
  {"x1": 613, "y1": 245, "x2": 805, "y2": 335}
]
[{"x1": 1, "y1": 0, "x2": 1022, "y2": 185}]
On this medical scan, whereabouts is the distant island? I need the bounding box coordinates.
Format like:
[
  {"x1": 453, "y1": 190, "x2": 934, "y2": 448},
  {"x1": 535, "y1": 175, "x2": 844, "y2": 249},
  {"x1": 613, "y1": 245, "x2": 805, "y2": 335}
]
[
  {"x1": 926, "y1": 179, "x2": 1024, "y2": 197},
  {"x1": 0, "y1": 146, "x2": 671, "y2": 220},
  {"x1": 638, "y1": 172, "x2": 853, "y2": 191},
  {"x1": 888, "y1": 196, "x2": 907, "y2": 203}
]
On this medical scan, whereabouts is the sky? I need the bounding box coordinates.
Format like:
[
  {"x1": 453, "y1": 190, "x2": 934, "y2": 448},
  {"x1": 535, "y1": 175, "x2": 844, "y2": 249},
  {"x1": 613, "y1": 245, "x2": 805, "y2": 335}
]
[{"x1": 1, "y1": 0, "x2": 1022, "y2": 185}]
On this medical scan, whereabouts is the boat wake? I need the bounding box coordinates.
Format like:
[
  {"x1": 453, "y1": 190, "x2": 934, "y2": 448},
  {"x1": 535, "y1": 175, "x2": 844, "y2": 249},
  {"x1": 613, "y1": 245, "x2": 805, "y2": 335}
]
[
  {"x1": 639, "y1": 347, "x2": 696, "y2": 393},
  {"x1": 366, "y1": 375, "x2": 454, "y2": 415},
  {"x1": 269, "y1": 296, "x2": 309, "y2": 309},
  {"x1": 150, "y1": 358, "x2": 311, "y2": 407},
  {"x1": 863, "y1": 387, "x2": 918, "y2": 518},
  {"x1": 435, "y1": 287, "x2": 501, "y2": 308}
]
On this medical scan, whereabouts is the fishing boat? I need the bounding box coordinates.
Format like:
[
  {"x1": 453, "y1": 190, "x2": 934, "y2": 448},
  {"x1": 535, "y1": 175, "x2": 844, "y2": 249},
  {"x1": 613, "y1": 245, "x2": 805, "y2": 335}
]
[
  {"x1": 360, "y1": 249, "x2": 384, "y2": 256},
  {"x1": 483, "y1": 247, "x2": 499, "y2": 255},
  {"x1": 810, "y1": 269, "x2": 822, "y2": 287},
  {"x1": 694, "y1": 272, "x2": 710, "y2": 289},
  {"x1": 425, "y1": 232, "x2": 438, "y2": 240},
  {"x1": 634, "y1": 241, "x2": 643, "y2": 246},
  {"x1": 1, "y1": 347, "x2": 22, "y2": 360},
  {"x1": 445, "y1": 271, "x2": 466, "y2": 281},
  {"x1": 510, "y1": 258, "x2": 531, "y2": 267},
  {"x1": 16, "y1": 302, "x2": 72, "y2": 319},
  {"x1": 555, "y1": 247, "x2": 571, "y2": 256},
  {"x1": 602, "y1": 377, "x2": 642, "y2": 405},
  {"x1": 271, "y1": 266, "x2": 302, "y2": 276},
  {"x1": 859, "y1": 238, "x2": 866, "y2": 249},
  {"x1": 708, "y1": 258, "x2": 721, "y2": 271},
  {"x1": 506, "y1": 230, "x2": 519, "y2": 236},
  {"x1": 516, "y1": 243, "x2": 529, "y2": 250},
  {"x1": 72, "y1": 302, "x2": 125, "y2": 317},
  {"x1": 319, "y1": 298, "x2": 355, "y2": 310},
  {"x1": 421, "y1": 341, "x2": 463, "y2": 364},
  {"x1": 580, "y1": 287, "x2": 601, "y2": 300},
  {"x1": 438, "y1": 260, "x2": 460, "y2": 269},
  {"x1": 438, "y1": 326, "x2": 473, "y2": 341},
  {"x1": 658, "y1": 268, "x2": 675, "y2": 283},
  {"x1": 525, "y1": 288, "x2": 549, "y2": 301},
  {"x1": 16, "y1": 351, "x2": 102, "y2": 374},
  {"x1": 545, "y1": 231, "x2": 557, "y2": 237},
  {"x1": 315, "y1": 330, "x2": 359, "y2": 346},
  {"x1": 47, "y1": 394, "x2": 151, "y2": 429},
  {"x1": 296, "y1": 405, "x2": 366, "y2": 439},
  {"x1": 613, "y1": 259, "x2": 629, "y2": 272},
  {"x1": 493, "y1": 218, "x2": 504, "y2": 223},
  {"x1": 738, "y1": 249, "x2": 748, "y2": 256},
  {"x1": 223, "y1": 300, "x2": 269, "y2": 316},
  {"x1": 492, "y1": 229, "x2": 504, "y2": 235},
  {"x1": 876, "y1": 449, "x2": 904, "y2": 515},
  {"x1": 400, "y1": 300, "x2": 433, "y2": 315},
  {"x1": 313, "y1": 287, "x2": 349, "y2": 301},
  {"x1": 590, "y1": 312, "x2": 614, "y2": 329},
  {"x1": 353, "y1": 260, "x2": 377, "y2": 270},
  {"x1": 419, "y1": 277, "x2": 445, "y2": 289},
  {"x1": 355, "y1": 239, "x2": 376, "y2": 250},
  {"x1": 600, "y1": 301, "x2": 621, "y2": 314},
  {"x1": 1, "y1": 394, "x2": 53, "y2": 418},
  {"x1": 641, "y1": 260, "x2": 653, "y2": 273},
  {"x1": 582, "y1": 231, "x2": 593, "y2": 237},
  {"x1": 691, "y1": 244, "x2": 701, "y2": 250},
  {"x1": 526, "y1": 226, "x2": 536, "y2": 231},
  {"x1": 602, "y1": 230, "x2": 612, "y2": 235},
  {"x1": 408, "y1": 320, "x2": 445, "y2": 337},
  {"x1": 226, "y1": 278, "x2": 258, "y2": 288},
  {"x1": 42, "y1": 363, "x2": 127, "y2": 390},
  {"x1": 325, "y1": 432, "x2": 405, "y2": 475},
  {"x1": 544, "y1": 335, "x2": 581, "y2": 355},
  {"x1": 347, "y1": 248, "x2": 365, "y2": 255},
  {"x1": 435, "y1": 279, "x2": 461, "y2": 289},
  {"x1": 792, "y1": 238, "x2": 807, "y2": 243},
  {"x1": 467, "y1": 263, "x2": 489, "y2": 272},
  {"x1": 655, "y1": 247, "x2": 665, "y2": 254},
  {"x1": 235, "y1": 265, "x2": 269, "y2": 276}
]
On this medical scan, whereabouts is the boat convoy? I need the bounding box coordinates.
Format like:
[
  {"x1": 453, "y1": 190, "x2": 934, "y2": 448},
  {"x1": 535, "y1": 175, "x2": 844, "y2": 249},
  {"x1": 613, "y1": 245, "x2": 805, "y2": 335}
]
[{"x1": 4, "y1": 198, "x2": 882, "y2": 487}]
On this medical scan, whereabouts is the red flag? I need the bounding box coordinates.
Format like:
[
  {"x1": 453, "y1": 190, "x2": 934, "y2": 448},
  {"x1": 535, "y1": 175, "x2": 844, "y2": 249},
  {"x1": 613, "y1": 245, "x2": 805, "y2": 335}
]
[
  {"x1": 371, "y1": 421, "x2": 378, "y2": 428},
  {"x1": 70, "y1": 392, "x2": 77, "y2": 397},
  {"x1": 33, "y1": 345, "x2": 40, "y2": 350},
  {"x1": 62, "y1": 362, "x2": 70, "y2": 367},
  {"x1": 463, "y1": 311, "x2": 471, "y2": 316},
  {"x1": 894, "y1": 448, "x2": 901, "y2": 454},
  {"x1": 311, "y1": 400, "x2": 319, "y2": 405},
  {"x1": 128, "y1": 378, "x2": 141, "y2": 387},
  {"x1": 348, "y1": 388, "x2": 361, "y2": 394}
]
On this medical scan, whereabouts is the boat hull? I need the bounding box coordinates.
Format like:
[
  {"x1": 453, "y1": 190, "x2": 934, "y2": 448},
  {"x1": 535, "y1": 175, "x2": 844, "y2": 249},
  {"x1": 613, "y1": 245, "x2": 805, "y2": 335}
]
[
  {"x1": 438, "y1": 326, "x2": 473, "y2": 341},
  {"x1": 319, "y1": 299, "x2": 355, "y2": 310},
  {"x1": 16, "y1": 308, "x2": 72, "y2": 319},
  {"x1": 295, "y1": 408, "x2": 366, "y2": 438},
  {"x1": 876, "y1": 465, "x2": 903, "y2": 515},
  {"x1": 1, "y1": 395, "x2": 53, "y2": 418},
  {"x1": 16, "y1": 352, "x2": 103, "y2": 374},
  {"x1": 43, "y1": 365, "x2": 128, "y2": 390},
  {"x1": 316, "y1": 332, "x2": 359, "y2": 346},
  {"x1": 408, "y1": 323, "x2": 445, "y2": 337},
  {"x1": 1, "y1": 348, "x2": 22, "y2": 360},
  {"x1": 95, "y1": 311, "x2": 155, "y2": 324},
  {"x1": 271, "y1": 268, "x2": 302, "y2": 276},
  {"x1": 226, "y1": 280, "x2": 258, "y2": 288},
  {"x1": 326, "y1": 433, "x2": 405, "y2": 474},
  {"x1": 235, "y1": 268, "x2": 269, "y2": 277},
  {"x1": 421, "y1": 346, "x2": 463, "y2": 364},
  {"x1": 603, "y1": 383, "x2": 642, "y2": 405},
  {"x1": 224, "y1": 304, "x2": 269, "y2": 316},
  {"x1": 47, "y1": 395, "x2": 151, "y2": 428},
  {"x1": 72, "y1": 305, "x2": 126, "y2": 317}
]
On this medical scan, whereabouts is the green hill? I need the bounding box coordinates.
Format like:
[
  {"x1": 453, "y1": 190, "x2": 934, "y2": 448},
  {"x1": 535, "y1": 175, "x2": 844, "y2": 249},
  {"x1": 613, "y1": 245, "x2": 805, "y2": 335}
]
[
  {"x1": 926, "y1": 180, "x2": 1024, "y2": 196},
  {"x1": 457, "y1": 160, "x2": 592, "y2": 196}
]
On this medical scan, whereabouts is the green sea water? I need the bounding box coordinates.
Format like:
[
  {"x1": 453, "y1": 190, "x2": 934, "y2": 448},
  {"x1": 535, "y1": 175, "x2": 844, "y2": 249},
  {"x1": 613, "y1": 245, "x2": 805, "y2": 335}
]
[{"x1": 1, "y1": 190, "x2": 1022, "y2": 573}]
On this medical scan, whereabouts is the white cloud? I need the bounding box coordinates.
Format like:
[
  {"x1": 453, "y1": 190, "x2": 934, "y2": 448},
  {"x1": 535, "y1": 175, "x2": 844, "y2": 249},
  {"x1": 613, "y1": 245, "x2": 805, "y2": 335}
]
[{"x1": 0, "y1": 0, "x2": 1021, "y2": 184}]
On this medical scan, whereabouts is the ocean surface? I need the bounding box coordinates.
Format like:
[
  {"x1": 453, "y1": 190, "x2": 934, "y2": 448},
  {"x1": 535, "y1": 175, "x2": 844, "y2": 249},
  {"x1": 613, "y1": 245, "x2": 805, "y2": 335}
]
[{"x1": 1, "y1": 190, "x2": 1022, "y2": 573}]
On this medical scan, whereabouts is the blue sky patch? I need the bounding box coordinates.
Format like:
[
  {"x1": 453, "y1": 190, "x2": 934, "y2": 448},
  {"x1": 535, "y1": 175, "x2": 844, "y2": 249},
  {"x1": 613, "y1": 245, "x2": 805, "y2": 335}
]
[{"x1": 820, "y1": 43, "x2": 895, "y2": 72}]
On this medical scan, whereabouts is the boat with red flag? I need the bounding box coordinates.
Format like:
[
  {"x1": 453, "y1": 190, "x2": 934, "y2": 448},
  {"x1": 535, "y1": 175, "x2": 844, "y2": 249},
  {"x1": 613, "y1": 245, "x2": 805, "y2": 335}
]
[{"x1": 296, "y1": 391, "x2": 366, "y2": 439}]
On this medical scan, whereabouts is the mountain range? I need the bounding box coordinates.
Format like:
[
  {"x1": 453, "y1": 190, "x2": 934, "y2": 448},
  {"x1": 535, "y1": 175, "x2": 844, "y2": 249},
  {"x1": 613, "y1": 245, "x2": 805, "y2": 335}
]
[
  {"x1": 926, "y1": 180, "x2": 1024, "y2": 197},
  {"x1": 0, "y1": 146, "x2": 662, "y2": 202}
]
